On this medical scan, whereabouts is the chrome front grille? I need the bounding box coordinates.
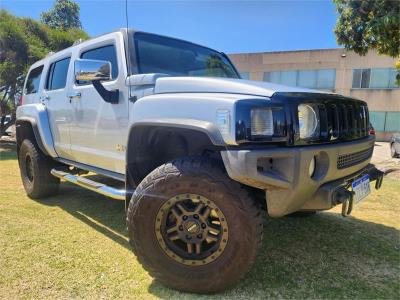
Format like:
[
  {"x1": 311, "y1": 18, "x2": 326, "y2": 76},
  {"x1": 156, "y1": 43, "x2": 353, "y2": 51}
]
[{"x1": 337, "y1": 147, "x2": 373, "y2": 169}]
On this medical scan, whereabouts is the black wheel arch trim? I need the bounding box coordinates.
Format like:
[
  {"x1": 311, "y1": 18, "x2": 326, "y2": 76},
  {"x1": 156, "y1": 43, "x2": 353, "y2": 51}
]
[
  {"x1": 16, "y1": 118, "x2": 49, "y2": 157},
  {"x1": 124, "y1": 119, "x2": 226, "y2": 208},
  {"x1": 126, "y1": 119, "x2": 226, "y2": 148}
]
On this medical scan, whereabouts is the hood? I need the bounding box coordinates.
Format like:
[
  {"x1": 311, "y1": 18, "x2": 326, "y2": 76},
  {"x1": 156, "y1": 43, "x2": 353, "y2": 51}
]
[{"x1": 154, "y1": 77, "x2": 328, "y2": 98}]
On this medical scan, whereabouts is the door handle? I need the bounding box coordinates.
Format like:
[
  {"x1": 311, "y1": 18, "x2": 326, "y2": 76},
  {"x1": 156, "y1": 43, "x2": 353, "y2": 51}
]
[
  {"x1": 67, "y1": 92, "x2": 81, "y2": 100},
  {"x1": 40, "y1": 95, "x2": 50, "y2": 102}
]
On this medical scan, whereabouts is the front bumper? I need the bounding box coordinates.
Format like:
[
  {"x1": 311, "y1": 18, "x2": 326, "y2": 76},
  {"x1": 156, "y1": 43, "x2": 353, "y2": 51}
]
[{"x1": 221, "y1": 136, "x2": 382, "y2": 217}]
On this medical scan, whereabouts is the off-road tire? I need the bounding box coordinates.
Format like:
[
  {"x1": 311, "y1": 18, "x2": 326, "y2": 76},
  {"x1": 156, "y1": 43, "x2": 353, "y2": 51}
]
[
  {"x1": 18, "y1": 139, "x2": 59, "y2": 198},
  {"x1": 127, "y1": 156, "x2": 263, "y2": 293}
]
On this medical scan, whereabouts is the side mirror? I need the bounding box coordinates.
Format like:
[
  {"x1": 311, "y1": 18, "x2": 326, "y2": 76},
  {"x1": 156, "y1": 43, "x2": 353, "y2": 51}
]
[
  {"x1": 75, "y1": 59, "x2": 111, "y2": 82},
  {"x1": 74, "y1": 59, "x2": 119, "y2": 104}
]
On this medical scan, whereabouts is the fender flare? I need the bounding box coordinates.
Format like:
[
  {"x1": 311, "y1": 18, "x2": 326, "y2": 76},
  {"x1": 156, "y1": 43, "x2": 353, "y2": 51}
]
[
  {"x1": 124, "y1": 118, "x2": 226, "y2": 206},
  {"x1": 16, "y1": 104, "x2": 57, "y2": 157},
  {"x1": 126, "y1": 118, "x2": 226, "y2": 152}
]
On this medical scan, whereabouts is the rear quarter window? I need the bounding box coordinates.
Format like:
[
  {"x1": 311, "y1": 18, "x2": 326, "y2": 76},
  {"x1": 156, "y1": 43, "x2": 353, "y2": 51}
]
[{"x1": 25, "y1": 65, "x2": 44, "y2": 94}]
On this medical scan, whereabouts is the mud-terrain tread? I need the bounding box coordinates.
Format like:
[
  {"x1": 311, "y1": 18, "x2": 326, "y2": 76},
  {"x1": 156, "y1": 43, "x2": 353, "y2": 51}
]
[
  {"x1": 18, "y1": 139, "x2": 59, "y2": 199},
  {"x1": 127, "y1": 156, "x2": 263, "y2": 293}
]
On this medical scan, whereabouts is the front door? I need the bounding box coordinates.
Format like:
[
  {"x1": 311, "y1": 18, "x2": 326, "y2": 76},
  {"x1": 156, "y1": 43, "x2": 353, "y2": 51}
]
[
  {"x1": 69, "y1": 33, "x2": 129, "y2": 174},
  {"x1": 41, "y1": 55, "x2": 74, "y2": 159}
]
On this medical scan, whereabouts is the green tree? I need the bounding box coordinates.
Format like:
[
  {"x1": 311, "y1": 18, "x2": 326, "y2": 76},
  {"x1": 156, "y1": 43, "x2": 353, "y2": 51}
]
[
  {"x1": 333, "y1": 0, "x2": 400, "y2": 83},
  {"x1": 334, "y1": 0, "x2": 400, "y2": 57},
  {"x1": 41, "y1": 0, "x2": 82, "y2": 30},
  {"x1": 0, "y1": 9, "x2": 88, "y2": 135}
]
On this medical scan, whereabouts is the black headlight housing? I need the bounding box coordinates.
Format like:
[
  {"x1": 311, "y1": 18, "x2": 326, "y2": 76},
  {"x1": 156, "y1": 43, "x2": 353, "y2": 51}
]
[{"x1": 235, "y1": 99, "x2": 288, "y2": 144}]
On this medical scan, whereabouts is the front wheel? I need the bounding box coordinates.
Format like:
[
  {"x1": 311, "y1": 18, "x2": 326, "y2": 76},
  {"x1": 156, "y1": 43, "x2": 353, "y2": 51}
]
[{"x1": 127, "y1": 157, "x2": 263, "y2": 293}]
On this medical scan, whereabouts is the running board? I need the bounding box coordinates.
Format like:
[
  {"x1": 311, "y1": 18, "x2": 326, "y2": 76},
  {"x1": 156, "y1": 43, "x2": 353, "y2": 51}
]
[{"x1": 51, "y1": 169, "x2": 126, "y2": 200}]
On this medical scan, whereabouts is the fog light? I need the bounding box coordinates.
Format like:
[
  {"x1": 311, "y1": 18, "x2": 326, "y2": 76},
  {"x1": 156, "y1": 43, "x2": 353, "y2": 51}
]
[{"x1": 309, "y1": 156, "x2": 316, "y2": 177}]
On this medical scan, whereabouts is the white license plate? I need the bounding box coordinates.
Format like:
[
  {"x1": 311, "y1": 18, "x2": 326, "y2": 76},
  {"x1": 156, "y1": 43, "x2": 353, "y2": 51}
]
[{"x1": 352, "y1": 174, "x2": 371, "y2": 203}]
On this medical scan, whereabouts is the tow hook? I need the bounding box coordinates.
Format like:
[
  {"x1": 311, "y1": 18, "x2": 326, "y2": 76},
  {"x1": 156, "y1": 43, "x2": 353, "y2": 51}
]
[
  {"x1": 333, "y1": 188, "x2": 355, "y2": 217},
  {"x1": 372, "y1": 169, "x2": 384, "y2": 190},
  {"x1": 341, "y1": 190, "x2": 354, "y2": 217}
]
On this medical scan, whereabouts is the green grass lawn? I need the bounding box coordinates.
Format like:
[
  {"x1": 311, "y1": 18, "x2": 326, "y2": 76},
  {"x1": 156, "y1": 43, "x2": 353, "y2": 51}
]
[{"x1": 1, "y1": 142, "x2": 399, "y2": 299}]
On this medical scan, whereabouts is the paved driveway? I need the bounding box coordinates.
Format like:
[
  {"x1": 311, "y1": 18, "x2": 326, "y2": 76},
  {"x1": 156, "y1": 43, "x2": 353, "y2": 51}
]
[{"x1": 372, "y1": 142, "x2": 400, "y2": 180}]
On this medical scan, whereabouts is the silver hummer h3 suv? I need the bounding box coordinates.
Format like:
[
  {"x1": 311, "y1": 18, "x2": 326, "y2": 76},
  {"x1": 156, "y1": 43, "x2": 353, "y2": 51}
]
[{"x1": 16, "y1": 29, "x2": 384, "y2": 293}]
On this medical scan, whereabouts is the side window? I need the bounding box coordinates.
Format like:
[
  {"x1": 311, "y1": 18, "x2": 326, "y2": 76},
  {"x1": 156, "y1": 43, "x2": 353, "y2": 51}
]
[
  {"x1": 25, "y1": 65, "x2": 44, "y2": 94},
  {"x1": 78, "y1": 45, "x2": 118, "y2": 84},
  {"x1": 46, "y1": 57, "x2": 71, "y2": 90}
]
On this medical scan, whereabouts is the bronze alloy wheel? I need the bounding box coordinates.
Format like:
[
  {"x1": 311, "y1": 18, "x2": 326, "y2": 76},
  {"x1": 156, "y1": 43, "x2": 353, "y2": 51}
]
[
  {"x1": 155, "y1": 193, "x2": 229, "y2": 266},
  {"x1": 127, "y1": 156, "x2": 263, "y2": 293}
]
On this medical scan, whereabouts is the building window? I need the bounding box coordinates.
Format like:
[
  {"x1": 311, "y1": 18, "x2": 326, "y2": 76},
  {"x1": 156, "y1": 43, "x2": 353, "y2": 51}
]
[
  {"x1": 239, "y1": 72, "x2": 250, "y2": 80},
  {"x1": 263, "y1": 69, "x2": 336, "y2": 90},
  {"x1": 385, "y1": 112, "x2": 400, "y2": 132},
  {"x1": 352, "y1": 68, "x2": 399, "y2": 89},
  {"x1": 370, "y1": 111, "x2": 400, "y2": 132}
]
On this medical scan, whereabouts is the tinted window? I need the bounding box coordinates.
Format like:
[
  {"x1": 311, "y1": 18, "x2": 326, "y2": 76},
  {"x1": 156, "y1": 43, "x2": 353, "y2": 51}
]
[
  {"x1": 79, "y1": 45, "x2": 118, "y2": 84},
  {"x1": 25, "y1": 66, "x2": 43, "y2": 94},
  {"x1": 352, "y1": 69, "x2": 362, "y2": 88},
  {"x1": 264, "y1": 69, "x2": 336, "y2": 90},
  {"x1": 280, "y1": 71, "x2": 297, "y2": 86},
  {"x1": 135, "y1": 33, "x2": 238, "y2": 78},
  {"x1": 353, "y1": 68, "x2": 398, "y2": 89},
  {"x1": 47, "y1": 57, "x2": 70, "y2": 90},
  {"x1": 298, "y1": 70, "x2": 317, "y2": 88},
  {"x1": 360, "y1": 69, "x2": 371, "y2": 88}
]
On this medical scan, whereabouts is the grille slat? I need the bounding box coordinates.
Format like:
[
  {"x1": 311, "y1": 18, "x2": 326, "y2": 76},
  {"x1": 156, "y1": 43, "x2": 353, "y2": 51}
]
[{"x1": 337, "y1": 147, "x2": 373, "y2": 169}]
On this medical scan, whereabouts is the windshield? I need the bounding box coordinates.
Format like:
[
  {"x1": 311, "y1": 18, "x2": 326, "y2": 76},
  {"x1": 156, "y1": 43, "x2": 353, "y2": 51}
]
[{"x1": 134, "y1": 32, "x2": 239, "y2": 78}]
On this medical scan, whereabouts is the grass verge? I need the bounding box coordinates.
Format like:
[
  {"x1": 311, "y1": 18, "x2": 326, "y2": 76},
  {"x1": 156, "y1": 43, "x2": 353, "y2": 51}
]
[{"x1": 0, "y1": 142, "x2": 399, "y2": 299}]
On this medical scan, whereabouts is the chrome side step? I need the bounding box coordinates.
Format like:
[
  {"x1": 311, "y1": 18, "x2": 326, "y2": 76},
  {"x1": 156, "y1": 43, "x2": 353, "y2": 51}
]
[{"x1": 51, "y1": 169, "x2": 126, "y2": 200}]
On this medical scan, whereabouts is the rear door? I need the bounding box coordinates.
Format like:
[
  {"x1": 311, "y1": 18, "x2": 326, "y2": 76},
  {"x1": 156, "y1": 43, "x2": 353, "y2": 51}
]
[
  {"x1": 40, "y1": 54, "x2": 74, "y2": 159},
  {"x1": 69, "y1": 32, "x2": 129, "y2": 174}
]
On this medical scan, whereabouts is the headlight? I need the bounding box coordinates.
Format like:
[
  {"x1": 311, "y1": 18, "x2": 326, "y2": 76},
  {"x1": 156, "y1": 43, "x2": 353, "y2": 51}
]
[
  {"x1": 298, "y1": 104, "x2": 318, "y2": 139},
  {"x1": 251, "y1": 108, "x2": 273, "y2": 136}
]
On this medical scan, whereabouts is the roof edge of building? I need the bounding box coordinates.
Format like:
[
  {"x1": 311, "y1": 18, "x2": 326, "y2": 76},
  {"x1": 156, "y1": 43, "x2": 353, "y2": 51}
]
[{"x1": 228, "y1": 47, "x2": 345, "y2": 55}]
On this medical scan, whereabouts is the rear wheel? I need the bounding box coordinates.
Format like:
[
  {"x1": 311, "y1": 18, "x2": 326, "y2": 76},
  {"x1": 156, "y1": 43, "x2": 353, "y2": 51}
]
[
  {"x1": 127, "y1": 156, "x2": 263, "y2": 293},
  {"x1": 18, "y1": 139, "x2": 59, "y2": 198}
]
